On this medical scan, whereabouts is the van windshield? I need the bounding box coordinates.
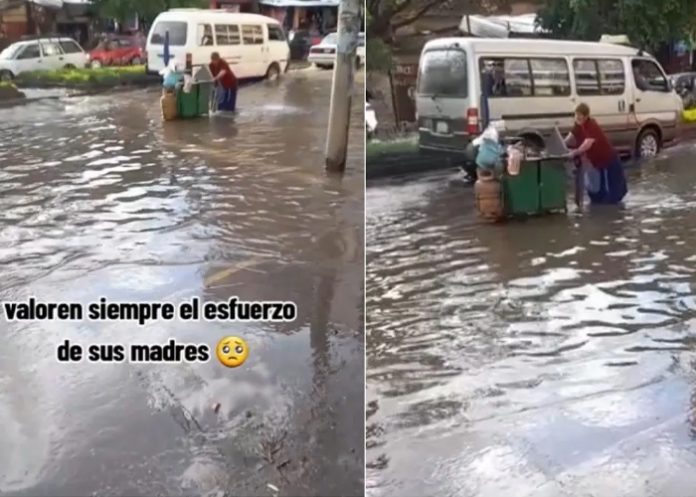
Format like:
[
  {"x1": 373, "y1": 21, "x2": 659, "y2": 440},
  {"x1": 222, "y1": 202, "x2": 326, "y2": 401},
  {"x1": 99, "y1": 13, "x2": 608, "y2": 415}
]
[
  {"x1": 418, "y1": 48, "x2": 468, "y2": 97},
  {"x1": 150, "y1": 21, "x2": 188, "y2": 46}
]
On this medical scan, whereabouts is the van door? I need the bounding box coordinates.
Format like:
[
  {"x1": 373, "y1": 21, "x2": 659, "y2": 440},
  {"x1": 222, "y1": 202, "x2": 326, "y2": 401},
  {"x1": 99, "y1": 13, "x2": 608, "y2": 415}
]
[
  {"x1": 241, "y1": 24, "x2": 265, "y2": 77},
  {"x1": 195, "y1": 22, "x2": 214, "y2": 68},
  {"x1": 266, "y1": 23, "x2": 289, "y2": 72},
  {"x1": 630, "y1": 57, "x2": 680, "y2": 152},
  {"x1": 481, "y1": 56, "x2": 574, "y2": 141},
  {"x1": 571, "y1": 58, "x2": 632, "y2": 154},
  {"x1": 415, "y1": 46, "x2": 472, "y2": 155},
  {"x1": 213, "y1": 23, "x2": 243, "y2": 77},
  {"x1": 147, "y1": 20, "x2": 189, "y2": 73}
]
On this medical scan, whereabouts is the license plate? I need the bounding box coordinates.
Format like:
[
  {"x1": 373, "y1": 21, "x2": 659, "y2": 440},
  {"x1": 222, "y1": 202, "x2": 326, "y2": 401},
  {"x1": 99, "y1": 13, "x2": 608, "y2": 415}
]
[{"x1": 436, "y1": 121, "x2": 449, "y2": 134}]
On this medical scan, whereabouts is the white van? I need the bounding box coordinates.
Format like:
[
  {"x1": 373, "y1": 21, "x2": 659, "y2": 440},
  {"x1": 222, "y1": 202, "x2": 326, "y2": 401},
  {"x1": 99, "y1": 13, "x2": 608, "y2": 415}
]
[
  {"x1": 146, "y1": 9, "x2": 290, "y2": 80},
  {"x1": 416, "y1": 38, "x2": 683, "y2": 167}
]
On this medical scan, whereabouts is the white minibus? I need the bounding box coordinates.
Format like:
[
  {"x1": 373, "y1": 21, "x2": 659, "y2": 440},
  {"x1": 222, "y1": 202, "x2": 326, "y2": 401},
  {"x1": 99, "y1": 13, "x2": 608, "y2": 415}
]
[
  {"x1": 415, "y1": 38, "x2": 683, "y2": 169},
  {"x1": 146, "y1": 9, "x2": 290, "y2": 80}
]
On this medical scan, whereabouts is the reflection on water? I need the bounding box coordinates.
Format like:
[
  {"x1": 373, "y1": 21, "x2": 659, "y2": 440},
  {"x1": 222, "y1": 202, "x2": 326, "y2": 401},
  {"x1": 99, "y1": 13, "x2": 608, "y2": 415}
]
[
  {"x1": 0, "y1": 69, "x2": 364, "y2": 496},
  {"x1": 367, "y1": 147, "x2": 696, "y2": 497}
]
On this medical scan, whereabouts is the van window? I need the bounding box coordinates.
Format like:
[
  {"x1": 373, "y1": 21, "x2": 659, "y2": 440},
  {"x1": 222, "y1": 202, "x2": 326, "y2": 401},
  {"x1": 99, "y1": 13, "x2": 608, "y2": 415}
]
[
  {"x1": 215, "y1": 24, "x2": 241, "y2": 45},
  {"x1": 417, "y1": 48, "x2": 468, "y2": 97},
  {"x1": 598, "y1": 59, "x2": 624, "y2": 95},
  {"x1": 504, "y1": 59, "x2": 532, "y2": 96},
  {"x1": 59, "y1": 40, "x2": 82, "y2": 54},
  {"x1": 17, "y1": 43, "x2": 40, "y2": 60},
  {"x1": 573, "y1": 58, "x2": 626, "y2": 95},
  {"x1": 530, "y1": 58, "x2": 570, "y2": 96},
  {"x1": 480, "y1": 57, "x2": 532, "y2": 97},
  {"x1": 198, "y1": 24, "x2": 214, "y2": 46},
  {"x1": 632, "y1": 59, "x2": 669, "y2": 92},
  {"x1": 268, "y1": 25, "x2": 285, "y2": 41},
  {"x1": 573, "y1": 59, "x2": 601, "y2": 95},
  {"x1": 150, "y1": 21, "x2": 188, "y2": 46},
  {"x1": 242, "y1": 25, "x2": 264, "y2": 45}
]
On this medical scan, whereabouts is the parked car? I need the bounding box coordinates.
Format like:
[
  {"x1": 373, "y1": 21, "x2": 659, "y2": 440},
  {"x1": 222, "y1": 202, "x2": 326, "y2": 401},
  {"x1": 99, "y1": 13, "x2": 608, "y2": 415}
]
[
  {"x1": 670, "y1": 72, "x2": 696, "y2": 109},
  {"x1": 0, "y1": 36, "x2": 88, "y2": 80},
  {"x1": 287, "y1": 28, "x2": 325, "y2": 61},
  {"x1": 288, "y1": 29, "x2": 312, "y2": 61},
  {"x1": 308, "y1": 32, "x2": 365, "y2": 69},
  {"x1": 89, "y1": 35, "x2": 145, "y2": 68}
]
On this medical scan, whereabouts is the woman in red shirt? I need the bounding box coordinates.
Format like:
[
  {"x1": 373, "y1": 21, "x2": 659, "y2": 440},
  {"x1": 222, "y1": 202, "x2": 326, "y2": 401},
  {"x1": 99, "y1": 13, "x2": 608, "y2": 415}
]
[
  {"x1": 565, "y1": 103, "x2": 627, "y2": 204},
  {"x1": 209, "y1": 52, "x2": 238, "y2": 112}
]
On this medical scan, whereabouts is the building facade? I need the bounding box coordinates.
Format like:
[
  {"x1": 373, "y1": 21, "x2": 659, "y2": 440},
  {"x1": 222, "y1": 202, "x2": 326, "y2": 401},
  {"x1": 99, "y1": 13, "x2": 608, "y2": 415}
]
[
  {"x1": 0, "y1": 0, "x2": 93, "y2": 45},
  {"x1": 209, "y1": 0, "x2": 338, "y2": 35}
]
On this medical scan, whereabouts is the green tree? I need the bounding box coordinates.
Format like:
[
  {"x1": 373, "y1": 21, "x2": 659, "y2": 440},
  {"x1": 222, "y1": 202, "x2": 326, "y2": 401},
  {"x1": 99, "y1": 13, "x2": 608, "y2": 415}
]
[
  {"x1": 91, "y1": 0, "x2": 208, "y2": 25},
  {"x1": 366, "y1": 0, "x2": 518, "y2": 72},
  {"x1": 537, "y1": 0, "x2": 696, "y2": 51}
]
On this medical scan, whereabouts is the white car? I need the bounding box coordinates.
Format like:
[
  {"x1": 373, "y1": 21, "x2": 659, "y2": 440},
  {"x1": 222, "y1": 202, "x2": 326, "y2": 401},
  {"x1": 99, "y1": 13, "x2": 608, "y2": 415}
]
[
  {"x1": 308, "y1": 32, "x2": 365, "y2": 69},
  {"x1": 0, "y1": 37, "x2": 89, "y2": 80}
]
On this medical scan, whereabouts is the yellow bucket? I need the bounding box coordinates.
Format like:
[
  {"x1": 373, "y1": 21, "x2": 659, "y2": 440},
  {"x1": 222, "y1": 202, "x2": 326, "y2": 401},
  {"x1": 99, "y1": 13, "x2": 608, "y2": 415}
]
[{"x1": 682, "y1": 108, "x2": 696, "y2": 122}]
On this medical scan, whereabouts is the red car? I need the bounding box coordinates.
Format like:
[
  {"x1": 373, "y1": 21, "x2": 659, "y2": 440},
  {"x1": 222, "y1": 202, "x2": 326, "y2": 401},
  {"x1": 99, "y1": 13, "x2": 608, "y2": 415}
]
[{"x1": 88, "y1": 36, "x2": 144, "y2": 68}]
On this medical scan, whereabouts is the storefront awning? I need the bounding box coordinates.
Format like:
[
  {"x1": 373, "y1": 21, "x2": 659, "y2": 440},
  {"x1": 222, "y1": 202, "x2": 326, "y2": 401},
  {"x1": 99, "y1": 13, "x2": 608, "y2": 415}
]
[
  {"x1": 29, "y1": 0, "x2": 91, "y2": 7},
  {"x1": 259, "y1": 0, "x2": 339, "y2": 7},
  {"x1": 30, "y1": 0, "x2": 64, "y2": 8}
]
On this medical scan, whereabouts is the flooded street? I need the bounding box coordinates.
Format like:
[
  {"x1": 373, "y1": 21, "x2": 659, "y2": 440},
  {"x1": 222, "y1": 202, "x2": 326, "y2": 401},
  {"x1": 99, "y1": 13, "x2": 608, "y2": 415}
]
[
  {"x1": 367, "y1": 146, "x2": 696, "y2": 497},
  {"x1": 0, "y1": 68, "x2": 364, "y2": 497}
]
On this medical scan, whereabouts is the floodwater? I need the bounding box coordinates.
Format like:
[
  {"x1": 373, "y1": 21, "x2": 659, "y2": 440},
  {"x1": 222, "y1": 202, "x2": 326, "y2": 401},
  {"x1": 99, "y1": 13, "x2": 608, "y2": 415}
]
[
  {"x1": 367, "y1": 147, "x2": 696, "y2": 497},
  {"x1": 0, "y1": 68, "x2": 364, "y2": 497}
]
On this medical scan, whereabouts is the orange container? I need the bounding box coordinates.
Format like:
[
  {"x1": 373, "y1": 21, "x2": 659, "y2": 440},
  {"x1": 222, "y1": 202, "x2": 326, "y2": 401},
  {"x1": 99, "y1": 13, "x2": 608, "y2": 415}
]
[{"x1": 474, "y1": 170, "x2": 504, "y2": 221}]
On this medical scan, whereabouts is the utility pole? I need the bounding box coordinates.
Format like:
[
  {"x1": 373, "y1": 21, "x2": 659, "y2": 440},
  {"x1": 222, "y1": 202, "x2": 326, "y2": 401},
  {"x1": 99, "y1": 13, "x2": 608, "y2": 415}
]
[{"x1": 324, "y1": 0, "x2": 361, "y2": 172}]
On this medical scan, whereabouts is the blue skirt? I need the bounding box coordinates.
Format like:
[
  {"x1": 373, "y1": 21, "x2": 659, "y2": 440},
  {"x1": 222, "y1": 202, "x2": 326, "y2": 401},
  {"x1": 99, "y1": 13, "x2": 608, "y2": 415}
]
[
  {"x1": 587, "y1": 156, "x2": 627, "y2": 205},
  {"x1": 216, "y1": 87, "x2": 237, "y2": 112}
]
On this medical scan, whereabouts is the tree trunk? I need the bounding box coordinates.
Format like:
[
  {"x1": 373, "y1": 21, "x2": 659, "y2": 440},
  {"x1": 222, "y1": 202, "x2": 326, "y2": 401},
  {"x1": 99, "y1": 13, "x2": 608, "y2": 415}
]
[{"x1": 25, "y1": 2, "x2": 36, "y2": 35}]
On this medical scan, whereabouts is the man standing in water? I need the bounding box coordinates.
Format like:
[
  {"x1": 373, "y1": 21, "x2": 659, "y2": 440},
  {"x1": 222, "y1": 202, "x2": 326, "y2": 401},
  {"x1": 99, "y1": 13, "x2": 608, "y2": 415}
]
[
  {"x1": 209, "y1": 52, "x2": 238, "y2": 112},
  {"x1": 565, "y1": 103, "x2": 628, "y2": 204}
]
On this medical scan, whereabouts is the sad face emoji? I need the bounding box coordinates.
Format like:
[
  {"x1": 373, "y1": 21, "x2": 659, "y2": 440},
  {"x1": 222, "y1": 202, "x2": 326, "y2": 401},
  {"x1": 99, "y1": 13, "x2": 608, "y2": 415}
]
[{"x1": 215, "y1": 336, "x2": 249, "y2": 368}]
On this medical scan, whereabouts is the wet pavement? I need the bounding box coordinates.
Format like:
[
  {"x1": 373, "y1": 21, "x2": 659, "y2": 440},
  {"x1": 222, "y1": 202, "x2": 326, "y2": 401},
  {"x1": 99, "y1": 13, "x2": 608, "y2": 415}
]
[
  {"x1": 366, "y1": 146, "x2": 696, "y2": 497},
  {"x1": 0, "y1": 68, "x2": 364, "y2": 497}
]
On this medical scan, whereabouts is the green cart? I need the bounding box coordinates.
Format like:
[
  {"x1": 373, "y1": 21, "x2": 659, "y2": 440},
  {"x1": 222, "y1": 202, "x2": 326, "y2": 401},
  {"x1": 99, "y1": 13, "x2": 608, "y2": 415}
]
[
  {"x1": 501, "y1": 156, "x2": 568, "y2": 217},
  {"x1": 176, "y1": 82, "x2": 212, "y2": 118}
]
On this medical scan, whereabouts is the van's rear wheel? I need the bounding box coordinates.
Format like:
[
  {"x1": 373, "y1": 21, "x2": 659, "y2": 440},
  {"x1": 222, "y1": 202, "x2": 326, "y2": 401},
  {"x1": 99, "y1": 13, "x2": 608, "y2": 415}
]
[
  {"x1": 636, "y1": 128, "x2": 660, "y2": 159},
  {"x1": 0, "y1": 69, "x2": 14, "y2": 81},
  {"x1": 265, "y1": 63, "x2": 281, "y2": 81}
]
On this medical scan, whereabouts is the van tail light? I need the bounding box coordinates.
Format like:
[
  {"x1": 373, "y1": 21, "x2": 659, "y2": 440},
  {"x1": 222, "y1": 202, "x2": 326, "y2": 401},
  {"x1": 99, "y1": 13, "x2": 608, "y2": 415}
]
[
  {"x1": 185, "y1": 52, "x2": 192, "y2": 70},
  {"x1": 466, "y1": 108, "x2": 479, "y2": 135}
]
